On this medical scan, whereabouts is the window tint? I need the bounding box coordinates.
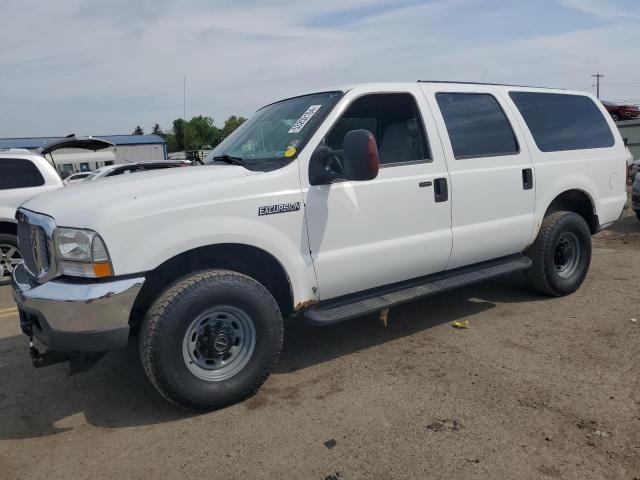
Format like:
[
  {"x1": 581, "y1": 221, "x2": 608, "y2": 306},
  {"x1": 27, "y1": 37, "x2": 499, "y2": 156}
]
[
  {"x1": 509, "y1": 92, "x2": 615, "y2": 152},
  {"x1": 0, "y1": 158, "x2": 45, "y2": 190},
  {"x1": 326, "y1": 93, "x2": 430, "y2": 165},
  {"x1": 436, "y1": 93, "x2": 519, "y2": 159}
]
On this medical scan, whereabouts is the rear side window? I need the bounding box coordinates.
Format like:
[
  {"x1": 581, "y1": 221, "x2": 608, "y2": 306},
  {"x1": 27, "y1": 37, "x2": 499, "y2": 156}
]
[
  {"x1": 509, "y1": 92, "x2": 615, "y2": 152},
  {"x1": 436, "y1": 93, "x2": 519, "y2": 159},
  {"x1": 0, "y1": 158, "x2": 45, "y2": 190}
]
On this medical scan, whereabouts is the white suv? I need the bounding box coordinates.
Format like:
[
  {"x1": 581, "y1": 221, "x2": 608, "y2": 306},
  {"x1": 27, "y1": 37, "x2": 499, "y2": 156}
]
[
  {"x1": 0, "y1": 150, "x2": 62, "y2": 284},
  {"x1": 11, "y1": 82, "x2": 628, "y2": 409},
  {"x1": 0, "y1": 136, "x2": 113, "y2": 284}
]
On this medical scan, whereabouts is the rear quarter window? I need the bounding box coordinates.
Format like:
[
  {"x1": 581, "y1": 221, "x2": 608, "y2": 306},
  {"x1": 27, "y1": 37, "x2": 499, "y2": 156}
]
[
  {"x1": 0, "y1": 158, "x2": 45, "y2": 190},
  {"x1": 509, "y1": 92, "x2": 615, "y2": 152},
  {"x1": 436, "y1": 93, "x2": 519, "y2": 159}
]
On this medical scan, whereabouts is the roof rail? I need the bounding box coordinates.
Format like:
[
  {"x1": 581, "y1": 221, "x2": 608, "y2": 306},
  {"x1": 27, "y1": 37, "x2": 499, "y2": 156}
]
[{"x1": 416, "y1": 80, "x2": 562, "y2": 90}]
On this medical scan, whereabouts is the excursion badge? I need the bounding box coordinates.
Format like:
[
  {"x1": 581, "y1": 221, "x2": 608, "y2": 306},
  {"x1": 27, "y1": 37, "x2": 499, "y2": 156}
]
[{"x1": 258, "y1": 202, "x2": 302, "y2": 216}]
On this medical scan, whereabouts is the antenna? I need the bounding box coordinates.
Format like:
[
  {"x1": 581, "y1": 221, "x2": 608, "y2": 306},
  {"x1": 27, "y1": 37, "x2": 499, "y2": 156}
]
[{"x1": 183, "y1": 75, "x2": 187, "y2": 152}]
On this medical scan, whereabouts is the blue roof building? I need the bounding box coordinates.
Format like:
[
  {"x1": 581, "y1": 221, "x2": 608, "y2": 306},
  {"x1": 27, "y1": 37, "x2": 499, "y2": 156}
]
[
  {"x1": 0, "y1": 135, "x2": 167, "y2": 171},
  {"x1": 0, "y1": 134, "x2": 166, "y2": 150}
]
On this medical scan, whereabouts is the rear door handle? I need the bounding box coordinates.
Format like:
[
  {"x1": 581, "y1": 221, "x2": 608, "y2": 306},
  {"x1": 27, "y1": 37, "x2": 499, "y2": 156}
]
[
  {"x1": 434, "y1": 178, "x2": 448, "y2": 202},
  {"x1": 419, "y1": 181, "x2": 432, "y2": 188},
  {"x1": 522, "y1": 168, "x2": 533, "y2": 190}
]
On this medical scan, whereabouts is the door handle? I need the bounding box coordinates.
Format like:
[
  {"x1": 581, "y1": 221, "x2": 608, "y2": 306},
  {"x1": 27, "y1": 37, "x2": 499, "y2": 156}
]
[
  {"x1": 522, "y1": 168, "x2": 533, "y2": 190},
  {"x1": 419, "y1": 181, "x2": 432, "y2": 188},
  {"x1": 434, "y1": 178, "x2": 448, "y2": 202}
]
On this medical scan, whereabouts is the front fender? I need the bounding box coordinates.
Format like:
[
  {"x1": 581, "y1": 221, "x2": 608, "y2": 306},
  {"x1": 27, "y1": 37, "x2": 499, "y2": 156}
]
[
  {"x1": 105, "y1": 214, "x2": 317, "y2": 309},
  {"x1": 0, "y1": 209, "x2": 18, "y2": 226}
]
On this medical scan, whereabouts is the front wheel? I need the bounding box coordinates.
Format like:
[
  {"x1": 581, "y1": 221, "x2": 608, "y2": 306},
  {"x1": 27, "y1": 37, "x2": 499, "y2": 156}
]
[
  {"x1": 525, "y1": 211, "x2": 592, "y2": 296},
  {"x1": 139, "y1": 270, "x2": 284, "y2": 410}
]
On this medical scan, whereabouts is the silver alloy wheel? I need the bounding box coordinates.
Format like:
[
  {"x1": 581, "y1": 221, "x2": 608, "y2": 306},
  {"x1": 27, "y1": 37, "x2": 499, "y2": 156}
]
[
  {"x1": 554, "y1": 232, "x2": 581, "y2": 279},
  {"x1": 0, "y1": 244, "x2": 21, "y2": 282},
  {"x1": 182, "y1": 305, "x2": 257, "y2": 382}
]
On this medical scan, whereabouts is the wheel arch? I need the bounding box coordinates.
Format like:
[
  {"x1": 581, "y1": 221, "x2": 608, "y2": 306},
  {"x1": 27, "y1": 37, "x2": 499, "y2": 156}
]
[
  {"x1": 129, "y1": 243, "x2": 295, "y2": 328},
  {"x1": 0, "y1": 220, "x2": 18, "y2": 237},
  {"x1": 544, "y1": 189, "x2": 598, "y2": 234}
]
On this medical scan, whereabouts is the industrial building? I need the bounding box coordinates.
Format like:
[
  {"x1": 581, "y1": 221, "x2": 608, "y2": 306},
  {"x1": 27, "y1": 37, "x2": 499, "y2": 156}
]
[
  {"x1": 0, "y1": 134, "x2": 167, "y2": 173},
  {"x1": 617, "y1": 119, "x2": 640, "y2": 162}
]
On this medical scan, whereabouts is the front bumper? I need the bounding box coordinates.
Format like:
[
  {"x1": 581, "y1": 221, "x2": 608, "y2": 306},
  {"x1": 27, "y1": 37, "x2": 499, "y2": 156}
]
[{"x1": 12, "y1": 263, "x2": 145, "y2": 352}]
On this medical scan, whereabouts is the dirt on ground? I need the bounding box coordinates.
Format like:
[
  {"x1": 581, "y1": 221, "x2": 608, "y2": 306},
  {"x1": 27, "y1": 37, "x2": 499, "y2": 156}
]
[{"x1": 0, "y1": 197, "x2": 639, "y2": 480}]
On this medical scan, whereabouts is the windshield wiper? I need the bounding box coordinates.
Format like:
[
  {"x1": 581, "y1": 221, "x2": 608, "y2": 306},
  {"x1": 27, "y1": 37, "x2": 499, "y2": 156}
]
[{"x1": 211, "y1": 154, "x2": 249, "y2": 169}]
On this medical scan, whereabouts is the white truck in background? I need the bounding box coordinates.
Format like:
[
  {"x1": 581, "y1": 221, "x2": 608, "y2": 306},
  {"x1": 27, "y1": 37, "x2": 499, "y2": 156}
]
[{"x1": 11, "y1": 82, "x2": 628, "y2": 410}]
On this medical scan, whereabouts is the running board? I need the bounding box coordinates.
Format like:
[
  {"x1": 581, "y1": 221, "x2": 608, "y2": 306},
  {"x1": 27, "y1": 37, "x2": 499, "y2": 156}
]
[{"x1": 304, "y1": 255, "x2": 532, "y2": 326}]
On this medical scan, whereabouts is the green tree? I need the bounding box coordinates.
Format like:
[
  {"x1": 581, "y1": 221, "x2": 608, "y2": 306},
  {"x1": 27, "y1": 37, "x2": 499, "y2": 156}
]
[
  {"x1": 221, "y1": 115, "x2": 247, "y2": 140},
  {"x1": 187, "y1": 115, "x2": 220, "y2": 149},
  {"x1": 132, "y1": 125, "x2": 144, "y2": 135},
  {"x1": 162, "y1": 114, "x2": 246, "y2": 152},
  {"x1": 163, "y1": 133, "x2": 178, "y2": 153},
  {"x1": 172, "y1": 118, "x2": 186, "y2": 151}
]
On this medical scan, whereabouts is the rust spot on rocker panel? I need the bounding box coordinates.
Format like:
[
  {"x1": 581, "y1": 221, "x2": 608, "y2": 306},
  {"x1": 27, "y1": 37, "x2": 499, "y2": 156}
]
[{"x1": 294, "y1": 299, "x2": 320, "y2": 312}]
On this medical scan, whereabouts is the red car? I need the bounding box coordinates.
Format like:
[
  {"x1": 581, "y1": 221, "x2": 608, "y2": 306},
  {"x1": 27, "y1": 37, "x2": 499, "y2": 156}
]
[{"x1": 602, "y1": 100, "x2": 640, "y2": 122}]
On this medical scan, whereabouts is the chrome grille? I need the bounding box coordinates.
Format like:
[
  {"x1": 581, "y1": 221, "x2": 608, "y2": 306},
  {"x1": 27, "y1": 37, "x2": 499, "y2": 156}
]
[
  {"x1": 17, "y1": 221, "x2": 38, "y2": 274},
  {"x1": 15, "y1": 208, "x2": 56, "y2": 282}
]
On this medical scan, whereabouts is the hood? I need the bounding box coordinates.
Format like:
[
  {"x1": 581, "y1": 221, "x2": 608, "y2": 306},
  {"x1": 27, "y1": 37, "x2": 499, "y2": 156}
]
[
  {"x1": 39, "y1": 135, "x2": 114, "y2": 155},
  {"x1": 22, "y1": 164, "x2": 261, "y2": 227}
]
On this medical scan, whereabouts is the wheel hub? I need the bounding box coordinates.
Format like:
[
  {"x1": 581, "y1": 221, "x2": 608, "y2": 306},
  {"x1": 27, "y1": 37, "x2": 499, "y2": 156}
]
[
  {"x1": 553, "y1": 232, "x2": 581, "y2": 278},
  {"x1": 0, "y1": 243, "x2": 21, "y2": 280},
  {"x1": 182, "y1": 306, "x2": 257, "y2": 382},
  {"x1": 196, "y1": 322, "x2": 234, "y2": 358}
]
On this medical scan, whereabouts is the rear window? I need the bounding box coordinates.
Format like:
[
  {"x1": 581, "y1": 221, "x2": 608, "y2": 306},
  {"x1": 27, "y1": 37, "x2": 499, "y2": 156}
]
[
  {"x1": 509, "y1": 92, "x2": 615, "y2": 152},
  {"x1": 436, "y1": 93, "x2": 519, "y2": 159},
  {"x1": 0, "y1": 158, "x2": 45, "y2": 190}
]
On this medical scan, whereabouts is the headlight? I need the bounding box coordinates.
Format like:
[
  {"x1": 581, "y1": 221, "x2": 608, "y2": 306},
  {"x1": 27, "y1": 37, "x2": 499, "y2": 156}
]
[{"x1": 54, "y1": 228, "x2": 113, "y2": 278}]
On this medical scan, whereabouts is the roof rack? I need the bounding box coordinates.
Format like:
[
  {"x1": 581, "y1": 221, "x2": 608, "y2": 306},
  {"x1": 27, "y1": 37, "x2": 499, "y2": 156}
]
[{"x1": 416, "y1": 80, "x2": 562, "y2": 90}]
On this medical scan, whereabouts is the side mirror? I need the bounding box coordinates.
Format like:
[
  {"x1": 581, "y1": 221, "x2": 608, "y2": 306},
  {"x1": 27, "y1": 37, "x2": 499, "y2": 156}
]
[
  {"x1": 342, "y1": 129, "x2": 380, "y2": 182},
  {"x1": 308, "y1": 129, "x2": 380, "y2": 185}
]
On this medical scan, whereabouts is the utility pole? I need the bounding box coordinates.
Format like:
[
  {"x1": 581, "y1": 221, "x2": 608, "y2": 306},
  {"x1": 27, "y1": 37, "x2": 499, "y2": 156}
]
[
  {"x1": 183, "y1": 75, "x2": 187, "y2": 152},
  {"x1": 591, "y1": 73, "x2": 604, "y2": 99}
]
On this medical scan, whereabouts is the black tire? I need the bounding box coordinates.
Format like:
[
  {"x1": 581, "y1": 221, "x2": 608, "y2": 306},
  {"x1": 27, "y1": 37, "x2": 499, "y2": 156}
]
[
  {"x1": 525, "y1": 211, "x2": 591, "y2": 296},
  {"x1": 139, "y1": 269, "x2": 284, "y2": 410},
  {"x1": 635, "y1": 211, "x2": 640, "y2": 222},
  {"x1": 0, "y1": 234, "x2": 20, "y2": 286}
]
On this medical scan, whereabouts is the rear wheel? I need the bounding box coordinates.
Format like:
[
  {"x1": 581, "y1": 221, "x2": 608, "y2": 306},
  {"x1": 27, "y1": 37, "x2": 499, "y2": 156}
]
[
  {"x1": 0, "y1": 234, "x2": 21, "y2": 286},
  {"x1": 525, "y1": 211, "x2": 591, "y2": 296},
  {"x1": 139, "y1": 269, "x2": 283, "y2": 410}
]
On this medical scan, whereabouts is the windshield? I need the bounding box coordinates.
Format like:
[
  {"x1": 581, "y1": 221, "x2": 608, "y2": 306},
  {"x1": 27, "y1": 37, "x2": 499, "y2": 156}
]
[{"x1": 204, "y1": 91, "x2": 342, "y2": 169}]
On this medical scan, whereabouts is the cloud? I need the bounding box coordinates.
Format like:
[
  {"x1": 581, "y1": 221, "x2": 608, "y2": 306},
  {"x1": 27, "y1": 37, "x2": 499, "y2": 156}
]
[
  {"x1": 560, "y1": 0, "x2": 639, "y2": 21},
  {"x1": 0, "y1": 0, "x2": 639, "y2": 137}
]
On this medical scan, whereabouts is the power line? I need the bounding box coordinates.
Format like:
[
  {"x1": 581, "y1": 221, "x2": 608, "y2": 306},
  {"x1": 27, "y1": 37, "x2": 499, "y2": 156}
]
[{"x1": 605, "y1": 82, "x2": 640, "y2": 86}]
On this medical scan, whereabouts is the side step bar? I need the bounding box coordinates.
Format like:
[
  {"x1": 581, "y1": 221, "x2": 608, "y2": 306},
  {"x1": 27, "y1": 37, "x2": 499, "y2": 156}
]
[{"x1": 304, "y1": 255, "x2": 532, "y2": 326}]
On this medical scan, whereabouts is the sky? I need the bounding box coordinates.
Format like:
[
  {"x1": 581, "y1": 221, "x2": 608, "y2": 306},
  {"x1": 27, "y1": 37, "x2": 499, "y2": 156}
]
[{"x1": 1, "y1": 0, "x2": 639, "y2": 137}]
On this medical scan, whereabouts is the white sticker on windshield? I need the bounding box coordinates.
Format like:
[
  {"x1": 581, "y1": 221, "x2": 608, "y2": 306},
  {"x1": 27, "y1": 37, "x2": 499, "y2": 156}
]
[{"x1": 288, "y1": 105, "x2": 322, "y2": 134}]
